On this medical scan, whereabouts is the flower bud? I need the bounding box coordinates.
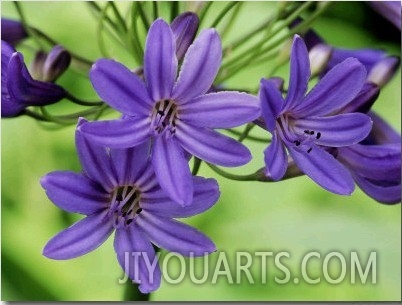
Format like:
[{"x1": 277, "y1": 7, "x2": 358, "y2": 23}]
[
  {"x1": 42, "y1": 45, "x2": 71, "y2": 82},
  {"x1": 308, "y1": 43, "x2": 333, "y2": 77},
  {"x1": 367, "y1": 56, "x2": 400, "y2": 88},
  {"x1": 170, "y1": 12, "x2": 199, "y2": 61}
]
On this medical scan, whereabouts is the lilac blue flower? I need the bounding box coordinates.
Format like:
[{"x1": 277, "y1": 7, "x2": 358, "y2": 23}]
[
  {"x1": 260, "y1": 35, "x2": 373, "y2": 195},
  {"x1": 1, "y1": 18, "x2": 27, "y2": 46},
  {"x1": 41, "y1": 118, "x2": 219, "y2": 293},
  {"x1": 80, "y1": 18, "x2": 260, "y2": 205}
]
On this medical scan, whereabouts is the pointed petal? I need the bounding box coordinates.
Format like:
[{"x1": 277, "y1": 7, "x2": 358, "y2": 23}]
[
  {"x1": 170, "y1": 12, "x2": 199, "y2": 61},
  {"x1": 114, "y1": 224, "x2": 161, "y2": 293},
  {"x1": 339, "y1": 82, "x2": 380, "y2": 114},
  {"x1": 264, "y1": 134, "x2": 288, "y2": 180},
  {"x1": 144, "y1": 19, "x2": 177, "y2": 101},
  {"x1": 110, "y1": 141, "x2": 152, "y2": 185},
  {"x1": 76, "y1": 118, "x2": 118, "y2": 191},
  {"x1": 152, "y1": 135, "x2": 193, "y2": 206},
  {"x1": 293, "y1": 113, "x2": 373, "y2": 147},
  {"x1": 180, "y1": 91, "x2": 260, "y2": 129},
  {"x1": 354, "y1": 174, "x2": 401, "y2": 204},
  {"x1": 8, "y1": 53, "x2": 66, "y2": 106},
  {"x1": 90, "y1": 58, "x2": 153, "y2": 114},
  {"x1": 1, "y1": 18, "x2": 28, "y2": 46},
  {"x1": 137, "y1": 211, "x2": 216, "y2": 256},
  {"x1": 285, "y1": 35, "x2": 310, "y2": 109},
  {"x1": 288, "y1": 144, "x2": 355, "y2": 195},
  {"x1": 293, "y1": 58, "x2": 366, "y2": 117},
  {"x1": 79, "y1": 117, "x2": 150, "y2": 149},
  {"x1": 176, "y1": 122, "x2": 251, "y2": 167},
  {"x1": 259, "y1": 78, "x2": 285, "y2": 132},
  {"x1": 141, "y1": 177, "x2": 220, "y2": 218},
  {"x1": 43, "y1": 211, "x2": 114, "y2": 259},
  {"x1": 172, "y1": 29, "x2": 221, "y2": 104},
  {"x1": 40, "y1": 171, "x2": 109, "y2": 214}
]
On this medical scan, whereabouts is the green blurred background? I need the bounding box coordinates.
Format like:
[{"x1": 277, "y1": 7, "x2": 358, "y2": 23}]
[{"x1": 1, "y1": 1, "x2": 401, "y2": 301}]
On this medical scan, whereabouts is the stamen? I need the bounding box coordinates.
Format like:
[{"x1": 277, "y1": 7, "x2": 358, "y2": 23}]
[
  {"x1": 316, "y1": 132, "x2": 321, "y2": 139},
  {"x1": 294, "y1": 140, "x2": 301, "y2": 146},
  {"x1": 109, "y1": 185, "x2": 142, "y2": 228},
  {"x1": 307, "y1": 147, "x2": 312, "y2": 153},
  {"x1": 151, "y1": 99, "x2": 178, "y2": 135}
]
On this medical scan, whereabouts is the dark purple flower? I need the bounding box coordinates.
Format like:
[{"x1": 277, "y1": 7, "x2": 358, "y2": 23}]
[
  {"x1": 337, "y1": 112, "x2": 401, "y2": 204},
  {"x1": 1, "y1": 41, "x2": 66, "y2": 117},
  {"x1": 1, "y1": 18, "x2": 28, "y2": 46},
  {"x1": 80, "y1": 19, "x2": 260, "y2": 206},
  {"x1": 367, "y1": 1, "x2": 401, "y2": 30},
  {"x1": 41, "y1": 119, "x2": 219, "y2": 293},
  {"x1": 260, "y1": 35, "x2": 372, "y2": 195}
]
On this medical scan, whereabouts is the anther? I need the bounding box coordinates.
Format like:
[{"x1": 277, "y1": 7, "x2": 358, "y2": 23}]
[
  {"x1": 307, "y1": 147, "x2": 312, "y2": 153},
  {"x1": 136, "y1": 208, "x2": 143, "y2": 214},
  {"x1": 316, "y1": 132, "x2": 321, "y2": 139},
  {"x1": 304, "y1": 130, "x2": 310, "y2": 134},
  {"x1": 294, "y1": 140, "x2": 301, "y2": 146},
  {"x1": 310, "y1": 131, "x2": 315, "y2": 135}
]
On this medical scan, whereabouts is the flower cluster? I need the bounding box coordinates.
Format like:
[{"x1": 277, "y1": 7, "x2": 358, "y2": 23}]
[{"x1": 1, "y1": 2, "x2": 400, "y2": 296}]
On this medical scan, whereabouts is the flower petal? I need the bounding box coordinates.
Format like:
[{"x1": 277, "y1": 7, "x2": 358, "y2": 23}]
[
  {"x1": 288, "y1": 144, "x2": 355, "y2": 195},
  {"x1": 365, "y1": 111, "x2": 401, "y2": 145},
  {"x1": 339, "y1": 82, "x2": 380, "y2": 114},
  {"x1": 76, "y1": 118, "x2": 118, "y2": 191},
  {"x1": 144, "y1": 19, "x2": 177, "y2": 101},
  {"x1": 141, "y1": 176, "x2": 220, "y2": 218},
  {"x1": 264, "y1": 134, "x2": 288, "y2": 180},
  {"x1": 43, "y1": 211, "x2": 114, "y2": 259},
  {"x1": 137, "y1": 211, "x2": 216, "y2": 256},
  {"x1": 171, "y1": 12, "x2": 199, "y2": 61},
  {"x1": 293, "y1": 113, "x2": 372, "y2": 147},
  {"x1": 1, "y1": 18, "x2": 28, "y2": 45},
  {"x1": 41, "y1": 171, "x2": 108, "y2": 215},
  {"x1": 176, "y1": 122, "x2": 252, "y2": 167},
  {"x1": 110, "y1": 141, "x2": 152, "y2": 185},
  {"x1": 90, "y1": 58, "x2": 153, "y2": 114},
  {"x1": 292, "y1": 58, "x2": 366, "y2": 117},
  {"x1": 353, "y1": 174, "x2": 401, "y2": 204},
  {"x1": 7, "y1": 53, "x2": 66, "y2": 106},
  {"x1": 172, "y1": 29, "x2": 221, "y2": 104},
  {"x1": 180, "y1": 91, "x2": 260, "y2": 129},
  {"x1": 259, "y1": 78, "x2": 285, "y2": 132},
  {"x1": 338, "y1": 144, "x2": 401, "y2": 181},
  {"x1": 284, "y1": 35, "x2": 310, "y2": 110},
  {"x1": 152, "y1": 134, "x2": 193, "y2": 206},
  {"x1": 114, "y1": 224, "x2": 161, "y2": 294},
  {"x1": 79, "y1": 117, "x2": 150, "y2": 149}
]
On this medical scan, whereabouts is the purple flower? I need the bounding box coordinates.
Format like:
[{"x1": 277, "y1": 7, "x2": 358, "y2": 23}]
[
  {"x1": 367, "y1": 1, "x2": 401, "y2": 30},
  {"x1": 260, "y1": 35, "x2": 372, "y2": 195},
  {"x1": 41, "y1": 119, "x2": 219, "y2": 293},
  {"x1": 170, "y1": 12, "x2": 199, "y2": 61},
  {"x1": 1, "y1": 41, "x2": 66, "y2": 117},
  {"x1": 291, "y1": 18, "x2": 400, "y2": 88},
  {"x1": 80, "y1": 19, "x2": 260, "y2": 205},
  {"x1": 337, "y1": 112, "x2": 401, "y2": 204},
  {"x1": 1, "y1": 18, "x2": 28, "y2": 46}
]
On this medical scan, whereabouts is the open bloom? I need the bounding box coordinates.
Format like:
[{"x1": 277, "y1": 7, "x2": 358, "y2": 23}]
[
  {"x1": 42, "y1": 119, "x2": 219, "y2": 293},
  {"x1": 260, "y1": 35, "x2": 372, "y2": 195},
  {"x1": 1, "y1": 41, "x2": 67, "y2": 117},
  {"x1": 80, "y1": 19, "x2": 260, "y2": 205}
]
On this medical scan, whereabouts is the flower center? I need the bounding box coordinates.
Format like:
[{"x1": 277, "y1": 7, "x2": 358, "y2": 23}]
[
  {"x1": 109, "y1": 185, "x2": 142, "y2": 228},
  {"x1": 150, "y1": 99, "x2": 178, "y2": 136}
]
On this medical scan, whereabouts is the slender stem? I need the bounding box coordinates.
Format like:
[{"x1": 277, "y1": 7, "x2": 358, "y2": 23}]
[
  {"x1": 110, "y1": 2, "x2": 128, "y2": 33},
  {"x1": 210, "y1": 2, "x2": 240, "y2": 29},
  {"x1": 65, "y1": 92, "x2": 104, "y2": 107},
  {"x1": 136, "y1": 2, "x2": 151, "y2": 30},
  {"x1": 225, "y1": 129, "x2": 271, "y2": 143},
  {"x1": 198, "y1": 2, "x2": 213, "y2": 27},
  {"x1": 192, "y1": 157, "x2": 202, "y2": 176},
  {"x1": 220, "y1": 1, "x2": 243, "y2": 38},
  {"x1": 23, "y1": 109, "x2": 51, "y2": 122},
  {"x1": 238, "y1": 123, "x2": 255, "y2": 142},
  {"x1": 207, "y1": 162, "x2": 303, "y2": 182},
  {"x1": 152, "y1": 1, "x2": 159, "y2": 20},
  {"x1": 170, "y1": 1, "x2": 179, "y2": 22},
  {"x1": 13, "y1": 2, "x2": 44, "y2": 50}
]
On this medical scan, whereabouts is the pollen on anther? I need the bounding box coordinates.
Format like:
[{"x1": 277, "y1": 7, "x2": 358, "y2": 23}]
[
  {"x1": 294, "y1": 140, "x2": 301, "y2": 146},
  {"x1": 316, "y1": 132, "x2": 321, "y2": 139},
  {"x1": 307, "y1": 147, "x2": 312, "y2": 153}
]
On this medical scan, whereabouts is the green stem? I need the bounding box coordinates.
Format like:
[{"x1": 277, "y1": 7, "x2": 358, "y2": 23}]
[
  {"x1": 123, "y1": 281, "x2": 150, "y2": 301},
  {"x1": 225, "y1": 129, "x2": 271, "y2": 143},
  {"x1": 170, "y1": 1, "x2": 179, "y2": 22},
  {"x1": 110, "y1": 2, "x2": 128, "y2": 33},
  {"x1": 152, "y1": 1, "x2": 159, "y2": 20},
  {"x1": 238, "y1": 123, "x2": 255, "y2": 142},
  {"x1": 65, "y1": 92, "x2": 104, "y2": 107},
  {"x1": 136, "y1": 2, "x2": 151, "y2": 30},
  {"x1": 210, "y1": 2, "x2": 240, "y2": 29},
  {"x1": 207, "y1": 162, "x2": 303, "y2": 182},
  {"x1": 220, "y1": 1, "x2": 243, "y2": 38},
  {"x1": 198, "y1": 2, "x2": 213, "y2": 27},
  {"x1": 192, "y1": 157, "x2": 202, "y2": 176}
]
